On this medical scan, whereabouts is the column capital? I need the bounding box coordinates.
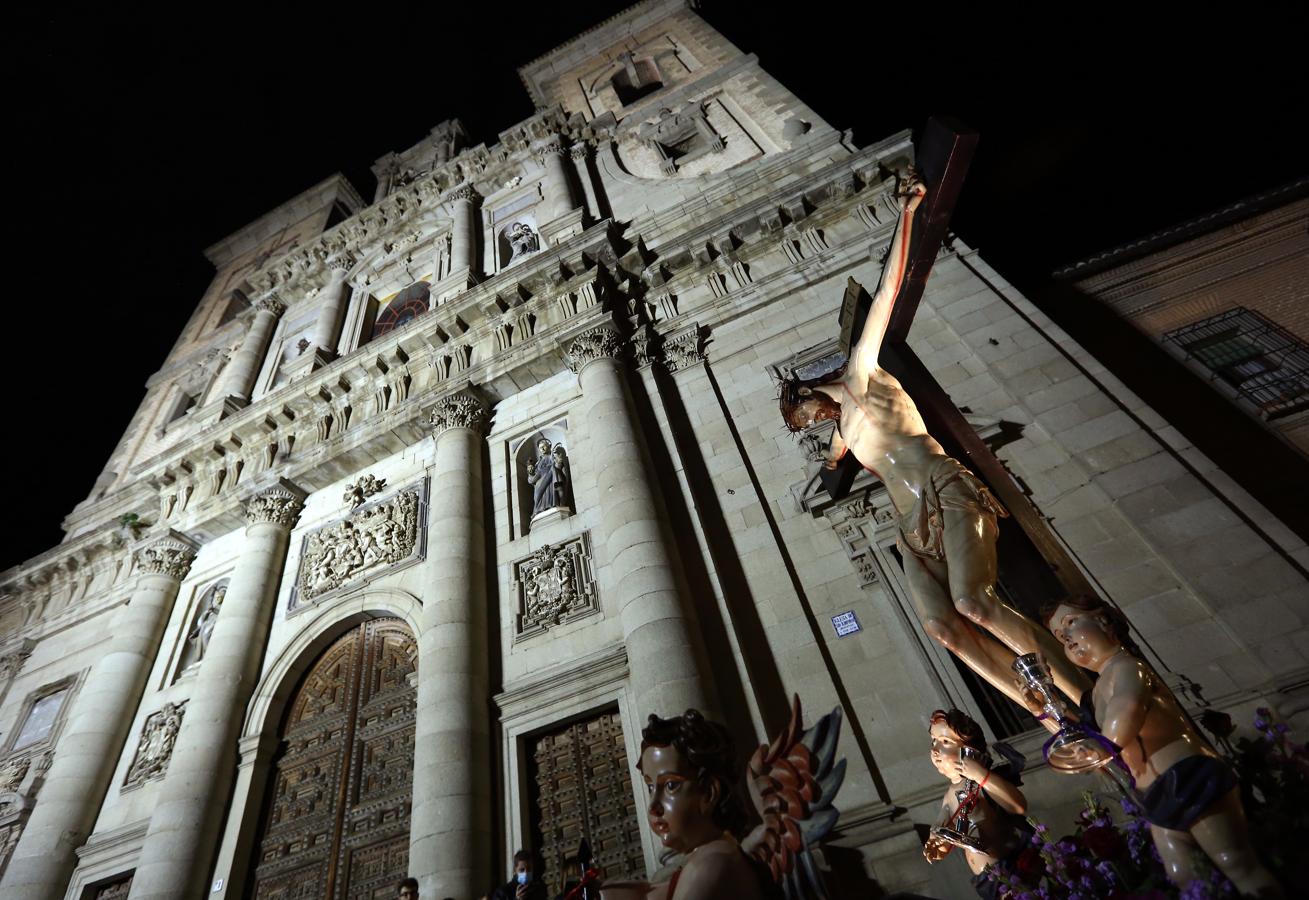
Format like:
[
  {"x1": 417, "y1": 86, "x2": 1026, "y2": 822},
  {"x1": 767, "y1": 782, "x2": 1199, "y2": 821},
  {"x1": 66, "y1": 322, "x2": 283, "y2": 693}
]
[
  {"x1": 244, "y1": 478, "x2": 307, "y2": 528},
  {"x1": 569, "y1": 144, "x2": 590, "y2": 162},
  {"x1": 0, "y1": 639, "x2": 34, "y2": 681},
  {"x1": 133, "y1": 530, "x2": 200, "y2": 581},
  {"x1": 446, "y1": 183, "x2": 480, "y2": 205},
  {"x1": 565, "y1": 324, "x2": 626, "y2": 374},
  {"x1": 325, "y1": 251, "x2": 356, "y2": 274},
  {"x1": 428, "y1": 390, "x2": 490, "y2": 437},
  {"x1": 533, "y1": 134, "x2": 566, "y2": 161},
  {"x1": 253, "y1": 291, "x2": 288, "y2": 317},
  {"x1": 663, "y1": 325, "x2": 708, "y2": 372}
]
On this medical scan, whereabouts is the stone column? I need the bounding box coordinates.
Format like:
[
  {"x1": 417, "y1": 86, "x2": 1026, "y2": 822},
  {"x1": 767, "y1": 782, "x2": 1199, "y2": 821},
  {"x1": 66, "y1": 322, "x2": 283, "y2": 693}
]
[
  {"x1": 309, "y1": 253, "x2": 354, "y2": 359},
  {"x1": 128, "y1": 481, "x2": 306, "y2": 900},
  {"x1": 215, "y1": 292, "x2": 287, "y2": 404},
  {"x1": 372, "y1": 155, "x2": 399, "y2": 203},
  {"x1": 570, "y1": 144, "x2": 599, "y2": 222},
  {"x1": 410, "y1": 391, "x2": 492, "y2": 898},
  {"x1": 565, "y1": 324, "x2": 715, "y2": 720},
  {"x1": 448, "y1": 184, "x2": 479, "y2": 278},
  {"x1": 536, "y1": 135, "x2": 578, "y2": 221},
  {"x1": 1, "y1": 532, "x2": 198, "y2": 900}
]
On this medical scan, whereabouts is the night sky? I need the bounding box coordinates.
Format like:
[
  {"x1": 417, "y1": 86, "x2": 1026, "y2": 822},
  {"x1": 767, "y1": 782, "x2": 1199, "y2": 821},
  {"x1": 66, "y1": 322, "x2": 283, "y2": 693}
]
[{"x1": 5, "y1": 4, "x2": 1305, "y2": 571}]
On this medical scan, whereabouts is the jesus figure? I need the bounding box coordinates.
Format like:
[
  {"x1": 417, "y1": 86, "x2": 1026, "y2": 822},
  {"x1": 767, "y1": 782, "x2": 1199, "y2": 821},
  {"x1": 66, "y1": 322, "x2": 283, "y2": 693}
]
[{"x1": 779, "y1": 170, "x2": 1084, "y2": 707}]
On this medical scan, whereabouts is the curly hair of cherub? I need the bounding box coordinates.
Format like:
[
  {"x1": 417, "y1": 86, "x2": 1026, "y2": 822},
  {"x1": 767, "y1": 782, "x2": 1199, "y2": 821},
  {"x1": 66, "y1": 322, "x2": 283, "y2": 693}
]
[
  {"x1": 640, "y1": 709, "x2": 747, "y2": 835},
  {"x1": 928, "y1": 708, "x2": 986, "y2": 754},
  {"x1": 1040, "y1": 594, "x2": 1143, "y2": 658}
]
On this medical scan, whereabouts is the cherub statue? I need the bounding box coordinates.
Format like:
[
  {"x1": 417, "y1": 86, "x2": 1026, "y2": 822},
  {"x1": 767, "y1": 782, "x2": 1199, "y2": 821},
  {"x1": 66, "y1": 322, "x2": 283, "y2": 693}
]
[
  {"x1": 921, "y1": 709, "x2": 1028, "y2": 900},
  {"x1": 778, "y1": 170, "x2": 1085, "y2": 711},
  {"x1": 592, "y1": 697, "x2": 844, "y2": 900},
  {"x1": 508, "y1": 221, "x2": 540, "y2": 260},
  {"x1": 1041, "y1": 596, "x2": 1283, "y2": 898}
]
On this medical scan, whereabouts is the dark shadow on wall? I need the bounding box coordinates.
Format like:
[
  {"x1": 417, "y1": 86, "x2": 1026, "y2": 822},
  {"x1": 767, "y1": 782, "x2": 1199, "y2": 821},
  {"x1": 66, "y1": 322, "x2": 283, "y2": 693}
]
[{"x1": 1035, "y1": 278, "x2": 1309, "y2": 546}]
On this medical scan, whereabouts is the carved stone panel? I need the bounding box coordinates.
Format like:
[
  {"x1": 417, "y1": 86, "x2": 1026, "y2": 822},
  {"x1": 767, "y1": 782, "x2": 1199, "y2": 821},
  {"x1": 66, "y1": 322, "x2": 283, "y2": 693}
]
[
  {"x1": 528, "y1": 709, "x2": 645, "y2": 896},
  {"x1": 290, "y1": 484, "x2": 425, "y2": 611},
  {"x1": 123, "y1": 701, "x2": 187, "y2": 790},
  {"x1": 94, "y1": 873, "x2": 133, "y2": 899},
  {"x1": 512, "y1": 534, "x2": 599, "y2": 640},
  {"x1": 251, "y1": 619, "x2": 416, "y2": 900}
]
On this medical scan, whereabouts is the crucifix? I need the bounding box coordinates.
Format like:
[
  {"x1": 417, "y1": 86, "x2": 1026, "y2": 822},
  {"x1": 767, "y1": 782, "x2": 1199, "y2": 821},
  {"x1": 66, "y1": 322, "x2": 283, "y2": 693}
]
[{"x1": 779, "y1": 118, "x2": 1090, "y2": 709}]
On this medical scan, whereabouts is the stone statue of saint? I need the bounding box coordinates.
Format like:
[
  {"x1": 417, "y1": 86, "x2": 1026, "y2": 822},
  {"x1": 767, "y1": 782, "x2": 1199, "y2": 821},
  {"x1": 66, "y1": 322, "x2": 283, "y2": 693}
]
[
  {"x1": 507, "y1": 221, "x2": 540, "y2": 260},
  {"x1": 778, "y1": 170, "x2": 1085, "y2": 711},
  {"x1": 187, "y1": 584, "x2": 225, "y2": 666},
  {"x1": 526, "y1": 438, "x2": 569, "y2": 517}
]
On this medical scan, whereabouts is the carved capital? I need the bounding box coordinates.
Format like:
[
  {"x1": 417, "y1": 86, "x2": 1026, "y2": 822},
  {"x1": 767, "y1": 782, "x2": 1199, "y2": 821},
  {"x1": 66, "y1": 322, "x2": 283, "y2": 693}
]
[
  {"x1": 245, "y1": 480, "x2": 307, "y2": 528},
  {"x1": 254, "y1": 292, "x2": 288, "y2": 317},
  {"x1": 447, "y1": 183, "x2": 480, "y2": 205},
  {"x1": 663, "y1": 326, "x2": 708, "y2": 372},
  {"x1": 0, "y1": 646, "x2": 32, "y2": 681},
  {"x1": 569, "y1": 144, "x2": 590, "y2": 162},
  {"x1": 134, "y1": 532, "x2": 199, "y2": 581},
  {"x1": 428, "y1": 391, "x2": 489, "y2": 436},
  {"x1": 325, "y1": 252, "x2": 356, "y2": 274},
  {"x1": 534, "y1": 135, "x2": 565, "y2": 162},
  {"x1": 565, "y1": 325, "x2": 626, "y2": 374}
]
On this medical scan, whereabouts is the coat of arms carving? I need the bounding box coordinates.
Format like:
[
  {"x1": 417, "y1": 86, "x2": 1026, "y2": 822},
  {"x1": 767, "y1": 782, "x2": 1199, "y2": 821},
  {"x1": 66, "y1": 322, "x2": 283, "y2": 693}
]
[
  {"x1": 513, "y1": 534, "x2": 598, "y2": 639},
  {"x1": 292, "y1": 485, "x2": 424, "y2": 609}
]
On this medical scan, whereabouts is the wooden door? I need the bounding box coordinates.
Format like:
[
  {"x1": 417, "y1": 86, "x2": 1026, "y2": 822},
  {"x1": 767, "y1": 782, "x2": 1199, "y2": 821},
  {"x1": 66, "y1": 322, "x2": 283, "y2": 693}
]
[{"x1": 250, "y1": 619, "x2": 416, "y2": 899}]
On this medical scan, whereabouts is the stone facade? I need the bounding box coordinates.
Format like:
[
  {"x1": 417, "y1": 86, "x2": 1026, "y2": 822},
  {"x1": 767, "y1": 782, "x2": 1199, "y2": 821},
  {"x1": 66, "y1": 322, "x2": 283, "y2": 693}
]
[{"x1": 1, "y1": 3, "x2": 1306, "y2": 899}]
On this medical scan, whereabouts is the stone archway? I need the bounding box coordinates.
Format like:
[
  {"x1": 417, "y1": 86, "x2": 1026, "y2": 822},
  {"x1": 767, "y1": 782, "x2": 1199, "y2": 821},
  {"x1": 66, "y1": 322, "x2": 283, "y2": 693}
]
[{"x1": 248, "y1": 618, "x2": 416, "y2": 899}]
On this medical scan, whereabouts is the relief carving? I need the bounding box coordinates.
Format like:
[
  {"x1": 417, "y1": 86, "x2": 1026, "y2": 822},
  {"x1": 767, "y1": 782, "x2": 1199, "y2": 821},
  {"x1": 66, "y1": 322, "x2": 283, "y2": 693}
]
[
  {"x1": 134, "y1": 536, "x2": 198, "y2": 581},
  {"x1": 565, "y1": 326, "x2": 625, "y2": 373},
  {"x1": 245, "y1": 483, "x2": 306, "y2": 528},
  {"x1": 428, "y1": 391, "x2": 489, "y2": 436},
  {"x1": 344, "y1": 474, "x2": 387, "y2": 509},
  {"x1": 513, "y1": 535, "x2": 598, "y2": 639},
  {"x1": 0, "y1": 756, "x2": 29, "y2": 793},
  {"x1": 123, "y1": 701, "x2": 186, "y2": 789},
  {"x1": 293, "y1": 488, "x2": 422, "y2": 608}
]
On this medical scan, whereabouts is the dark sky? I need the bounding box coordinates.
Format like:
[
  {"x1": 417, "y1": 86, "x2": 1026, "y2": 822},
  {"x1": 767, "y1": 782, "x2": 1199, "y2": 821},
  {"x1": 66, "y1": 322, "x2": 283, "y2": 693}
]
[{"x1": 4, "y1": 3, "x2": 1305, "y2": 571}]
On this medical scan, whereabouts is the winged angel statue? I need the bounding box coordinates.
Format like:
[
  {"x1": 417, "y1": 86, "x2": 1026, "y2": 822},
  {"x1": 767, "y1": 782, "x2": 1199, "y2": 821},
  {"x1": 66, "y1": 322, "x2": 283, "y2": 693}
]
[{"x1": 584, "y1": 696, "x2": 845, "y2": 900}]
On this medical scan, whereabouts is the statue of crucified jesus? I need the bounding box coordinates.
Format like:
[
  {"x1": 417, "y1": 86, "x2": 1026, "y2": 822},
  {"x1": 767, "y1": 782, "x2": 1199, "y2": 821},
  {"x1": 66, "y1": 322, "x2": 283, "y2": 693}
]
[{"x1": 779, "y1": 170, "x2": 1086, "y2": 709}]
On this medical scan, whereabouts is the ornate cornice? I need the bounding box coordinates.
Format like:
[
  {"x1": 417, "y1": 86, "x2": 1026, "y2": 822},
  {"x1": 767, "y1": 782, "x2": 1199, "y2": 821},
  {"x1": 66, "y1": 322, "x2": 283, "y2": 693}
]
[
  {"x1": 565, "y1": 325, "x2": 626, "y2": 374},
  {"x1": 254, "y1": 293, "x2": 288, "y2": 317},
  {"x1": 428, "y1": 391, "x2": 490, "y2": 437},
  {"x1": 133, "y1": 532, "x2": 200, "y2": 581},
  {"x1": 244, "y1": 480, "x2": 307, "y2": 528}
]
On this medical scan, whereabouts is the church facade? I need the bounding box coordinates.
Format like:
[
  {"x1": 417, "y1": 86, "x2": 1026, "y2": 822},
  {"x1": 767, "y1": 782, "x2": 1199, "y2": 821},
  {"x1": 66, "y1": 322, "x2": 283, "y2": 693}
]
[{"x1": 2, "y1": 2, "x2": 1306, "y2": 898}]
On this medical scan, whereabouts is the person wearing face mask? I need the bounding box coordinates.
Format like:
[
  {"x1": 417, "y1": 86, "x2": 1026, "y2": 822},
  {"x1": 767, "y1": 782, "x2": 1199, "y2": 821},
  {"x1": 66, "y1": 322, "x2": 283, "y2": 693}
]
[
  {"x1": 1041, "y1": 596, "x2": 1283, "y2": 898},
  {"x1": 491, "y1": 850, "x2": 547, "y2": 900}
]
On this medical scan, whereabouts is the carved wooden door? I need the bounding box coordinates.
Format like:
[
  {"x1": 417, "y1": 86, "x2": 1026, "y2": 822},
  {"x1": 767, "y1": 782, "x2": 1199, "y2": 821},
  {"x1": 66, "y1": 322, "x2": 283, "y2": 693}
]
[
  {"x1": 528, "y1": 709, "x2": 646, "y2": 895},
  {"x1": 250, "y1": 619, "x2": 416, "y2": 900}
]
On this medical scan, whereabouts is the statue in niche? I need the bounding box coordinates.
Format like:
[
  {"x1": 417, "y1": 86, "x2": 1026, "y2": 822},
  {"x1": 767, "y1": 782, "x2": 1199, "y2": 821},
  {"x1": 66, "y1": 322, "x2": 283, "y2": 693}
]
[
  {"x1": 183, "y1": 583, "x2": 226, "y2": 670},
  {"x1": 526, "y1": 438, "x2": 570, "y2": 519},
  {"x1": 507, "y1": 221, "x2": 540, "y2": 260},
  {"x1": 778, "y1": 170, "x2": 1085, "y2": 713},
  {"x1": 1038, "y1": 596, "x2": 1284, "y2": 898},
  {"x1": 589, "y1": 697, "x2": 843, "y2": 900}
]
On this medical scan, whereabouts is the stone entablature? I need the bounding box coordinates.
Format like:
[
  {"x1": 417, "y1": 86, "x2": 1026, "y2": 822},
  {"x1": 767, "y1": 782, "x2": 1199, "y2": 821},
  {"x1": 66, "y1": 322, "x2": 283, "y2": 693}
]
[{"x1": 289, "y1": 482, "x2": 426, "y2": 611}]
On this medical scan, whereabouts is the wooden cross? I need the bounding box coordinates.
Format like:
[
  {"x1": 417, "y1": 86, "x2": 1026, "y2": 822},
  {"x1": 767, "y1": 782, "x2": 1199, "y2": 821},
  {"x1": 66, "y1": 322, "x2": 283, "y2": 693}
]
[{"x1": 821, "y1": 117, "x2": 1097, "y2": 602}]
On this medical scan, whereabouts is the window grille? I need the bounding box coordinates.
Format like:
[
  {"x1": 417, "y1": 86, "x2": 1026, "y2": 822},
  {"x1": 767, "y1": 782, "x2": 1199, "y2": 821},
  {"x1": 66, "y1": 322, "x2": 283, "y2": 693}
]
[{"x1": 1163, "y1": 307, "x2": 1309, "y2": 419}]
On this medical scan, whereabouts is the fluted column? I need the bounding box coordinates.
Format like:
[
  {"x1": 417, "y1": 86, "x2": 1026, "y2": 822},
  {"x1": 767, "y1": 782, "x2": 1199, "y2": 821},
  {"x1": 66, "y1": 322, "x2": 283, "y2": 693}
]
[
  {"x1": 2, "y1": 532, "x2": 198, "y2": 900},
  {"x1": 129, "y1": 480, "x2": 306, "y2": 900},
  {"x1": 536, "y1": 135, "x2": 578, "y2": 221},
  {"x1": 410, "y1": 391, "x2": 492, "y2": 898},
  {"x1": 566, "y1": 325, "x2": 716, "y2": 719},
  {"x1": 215, "y1": 292, "x2": 286, "y2": 404},
  {"x1": 310, "y1": 253, "x2": 354, "y2": 359},
  {"x1": 448, "y1": 184, "x2": 480, "y2": 278}
]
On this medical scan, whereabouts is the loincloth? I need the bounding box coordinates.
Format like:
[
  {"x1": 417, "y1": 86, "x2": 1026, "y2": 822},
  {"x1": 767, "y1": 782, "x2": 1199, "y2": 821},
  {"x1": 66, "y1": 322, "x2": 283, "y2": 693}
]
[
  {"x1": 1140, "y1": 755, "x2": 1237, "y2": 831},
  {"x1": 897, "y1": 456, "x2": 1008, "y2": 562}
]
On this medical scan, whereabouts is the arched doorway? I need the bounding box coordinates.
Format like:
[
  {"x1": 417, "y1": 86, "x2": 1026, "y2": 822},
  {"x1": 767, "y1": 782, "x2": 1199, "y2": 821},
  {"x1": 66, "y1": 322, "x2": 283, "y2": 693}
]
[{"x1": 249, "y1": 618, "x2": 416, "y2": 899}]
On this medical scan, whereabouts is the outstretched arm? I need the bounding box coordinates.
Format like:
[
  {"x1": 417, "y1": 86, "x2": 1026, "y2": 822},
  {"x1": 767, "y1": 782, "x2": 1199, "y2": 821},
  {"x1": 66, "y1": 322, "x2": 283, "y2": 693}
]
[
  {"x1": 850, "y1": 171, "x2": 927, "y2": 381},
  {"x1": 957, "y1": 757, "x2": 1027, "y2": 815}
]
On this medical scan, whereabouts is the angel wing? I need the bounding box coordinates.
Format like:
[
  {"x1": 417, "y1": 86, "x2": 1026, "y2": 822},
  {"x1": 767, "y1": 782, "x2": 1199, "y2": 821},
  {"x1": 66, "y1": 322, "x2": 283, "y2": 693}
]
[{"x1": 744, "y1": 695, "x2": 847, "y2": 900}]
